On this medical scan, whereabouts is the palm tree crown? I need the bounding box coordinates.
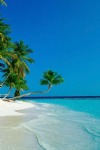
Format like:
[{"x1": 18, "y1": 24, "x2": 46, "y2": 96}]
[
  {"x1": 12, "y1": 40, "x2": 34, "y2": 77},
  {"x1": 40, "y1": 70, "x2": 64, "y2": 88},
  {"x1": 2, "y1": 40, "x2": 34, "y2": 97}
]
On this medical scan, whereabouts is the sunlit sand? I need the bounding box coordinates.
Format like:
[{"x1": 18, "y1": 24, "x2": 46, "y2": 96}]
[{"x1": 0, "y1": 98, "x2": 35, "y2": 116}]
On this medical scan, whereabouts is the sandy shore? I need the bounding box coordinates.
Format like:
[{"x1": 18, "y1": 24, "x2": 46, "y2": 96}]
[
  {"x1": 0, "y1": 98, "x2": 35, "y2": 116},
  {"x1": 0, "y1": 98, "x2": 43, "y2": 150}
]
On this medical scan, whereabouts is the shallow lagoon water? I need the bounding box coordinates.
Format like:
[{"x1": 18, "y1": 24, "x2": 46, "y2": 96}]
[{"x1": 21, "y1": 98, "x2": 100, "y2": 150}]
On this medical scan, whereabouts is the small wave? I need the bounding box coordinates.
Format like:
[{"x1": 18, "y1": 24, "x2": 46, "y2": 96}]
[
  {"x1": 22, "y1": 125, "x2": 47, "y2": 150},
  {"x1": 20, "y1": 102, "x2": 100, "y2": 150}
]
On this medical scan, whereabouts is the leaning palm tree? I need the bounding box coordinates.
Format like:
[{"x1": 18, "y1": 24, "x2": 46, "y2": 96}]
[
  {"x1": 1, "y1": 40, "x2": 34, "y2": 97},
  {"x1": 1, "y1": 64, "x2": 28, "y2": 99},
  {"x1": 40, "y1": 70, "x2": 64, "y2": 92},
  {"x1": 12, "y1": 40, "x2": 34, "y2": 96},
  {"x1": 8, "y1": 70, "x2": 64, "y2": 100}
]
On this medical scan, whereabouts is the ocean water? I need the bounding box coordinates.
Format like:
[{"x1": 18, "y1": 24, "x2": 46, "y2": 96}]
[{"x1": 21, "y1": 98, "x2": 100, "y2": 150}]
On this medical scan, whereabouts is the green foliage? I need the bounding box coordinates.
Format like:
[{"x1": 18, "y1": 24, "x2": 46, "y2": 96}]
[
  {"x1": 14, "y1": 78, "x2": 29, "y2": 91},
  {"x1": 3, "y1": 66, "x2": 29, "y2": 96},
  {"x1": 40, "y1": 70, "x2": 64, "y2": 87},
  {"x1": 0, "y1": 17, "x2": 10, "y2": 35},
  {"x1": 0, "y1": 16, "x2": 14, "y2": 66},
  {"x1": 12, "y1": 40, "x2": 34, "y2": 77},
  {"x1": 2, "y1": 39, "x2": 34, "y2": 97},
  {"x1": 0, "y1": 15, "x2": 64, "y2": 99},
  {"x1": 14, "y1": 78, "x2": 29, "y2": 97},
  {"x1": 0, "y1": 0, "x2": 7, "y2": 6}
]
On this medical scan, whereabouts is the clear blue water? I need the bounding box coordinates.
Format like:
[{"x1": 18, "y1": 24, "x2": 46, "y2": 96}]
[
  {"x1": 30, "y1": 98, "x2": 100, "y2": 118},
  {"x1": 21, "y1": 98, "x2": 100, "y2": 150}
]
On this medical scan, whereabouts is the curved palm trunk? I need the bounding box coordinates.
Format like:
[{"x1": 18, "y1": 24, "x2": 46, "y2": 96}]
[
  {"x1": 7, "y1": 85, "x2": 52, "y2": 100},
  {"x1": 3, "y1": 87, "x2": 12, "y2": 100},
  {"x1": 0, "y1": 72, "x2": 11, "y2": 88}
]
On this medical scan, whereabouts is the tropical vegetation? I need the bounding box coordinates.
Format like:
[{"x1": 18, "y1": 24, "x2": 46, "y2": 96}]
[{"x1": 0, "y1": 2, "x2": 64, "y2": 101}]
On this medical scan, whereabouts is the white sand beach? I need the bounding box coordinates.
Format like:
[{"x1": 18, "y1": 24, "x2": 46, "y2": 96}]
[
  {"x1": 0, "y1": 98, "x2": 43, "y2": 150},
  {"x1": 0, "y1": 98, "x2": 35, "y2": 116},
  {"x1": 0, "y1": 98, "x2": 100, "y2": 150}
]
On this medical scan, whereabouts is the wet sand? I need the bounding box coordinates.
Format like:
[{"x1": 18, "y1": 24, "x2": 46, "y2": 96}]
[{"x1": 0, "y1": 102, "x2": 44, "y2": 150}]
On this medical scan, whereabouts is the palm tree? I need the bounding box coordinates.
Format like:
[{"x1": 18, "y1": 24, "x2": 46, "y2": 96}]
[
  {"x1": 40, "y1": 70, "x2": 64, "y2": 92},
  {"x1": 8, "y1": 70, "x2": 64, "y2": 100},
  {"x1": 14, "y1": 78, "x2": 29, "y2": 97},
  {"x1": 0, "y1": 17, "x2": 13, "y2": 66},
  {"x1": 2, "y1": 65, "x2": 29, "y2": 99},
  {"x1": 0, "y1": 0, "x2": 7, "y2": 6},
  {"x1": 0, "y1": 17, "x2": 14, "y2": 88},
  {"x1": 12, "y1": 40, "x2": 34, "y2": 96},
  {"x1": 2, "y1": 40, "x2": 34, "y2": 97},
  {"x1": 12, "y1": 40, "x2": 34, "y2": 76}
]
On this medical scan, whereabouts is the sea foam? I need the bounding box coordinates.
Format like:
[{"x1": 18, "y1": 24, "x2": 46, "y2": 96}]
[{"x1": 21, "y1": 103, "x2": 100, "y2": 150}]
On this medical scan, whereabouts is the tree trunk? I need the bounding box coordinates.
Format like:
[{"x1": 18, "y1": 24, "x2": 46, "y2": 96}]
[
  {"x1": 14, "y1": 90, "x2": 20, "y2": 97},
  {"x1": 7, "y1": 85, "x2": 52, "y2": 100},
  {"x1": 0, "y1": 72, "x2": 11, "y2": 88}
]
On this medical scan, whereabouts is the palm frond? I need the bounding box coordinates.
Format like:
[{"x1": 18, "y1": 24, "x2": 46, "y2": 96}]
[
  {"x1": 41, "y1": 70, "x2": 64, "y2": 86},
  {"x1": 22, "y1": 61, "x2": 30, "y2": 73},
  {"x1": 0, "y1": 0, "x2": 7, "y2": 6},
  {"x1": 40, "y1": 79, "x2": 49, "y2": 85},
  {"x1": 22, "y1": 56, "x2": 35, "y2": 63},
  {"x1": 0, "y1": 56, "x2": 11, "y2": 66}
]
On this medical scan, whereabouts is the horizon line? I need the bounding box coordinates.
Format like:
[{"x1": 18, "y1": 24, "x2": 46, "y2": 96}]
[
  {"x1": 17, "y1": 96, "x2": 100, "y2": 99},
  {"x1": 1, "y1": 96, "x2": 100, "y2": 99}
]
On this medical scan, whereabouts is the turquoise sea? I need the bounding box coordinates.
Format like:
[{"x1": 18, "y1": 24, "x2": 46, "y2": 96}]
[{"x1": 19, "y1": 98, "x2": 100, "y2": 150}]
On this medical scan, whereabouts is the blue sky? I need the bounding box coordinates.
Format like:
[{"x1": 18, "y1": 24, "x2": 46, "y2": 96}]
[{"x1": 0, "y1": 0, "x2": 100, "y2": 96}]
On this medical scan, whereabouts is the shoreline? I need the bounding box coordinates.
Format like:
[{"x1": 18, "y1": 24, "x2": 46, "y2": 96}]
[
  {"x1": 0, "y1": 98, "x2": 35, "y2": 116},
  {"x1": 0, "y1": 98, "x2": 100, "y2": 150},
  {"x1": 0, "y1": 98, "x2": 43, "y2": 150}
]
